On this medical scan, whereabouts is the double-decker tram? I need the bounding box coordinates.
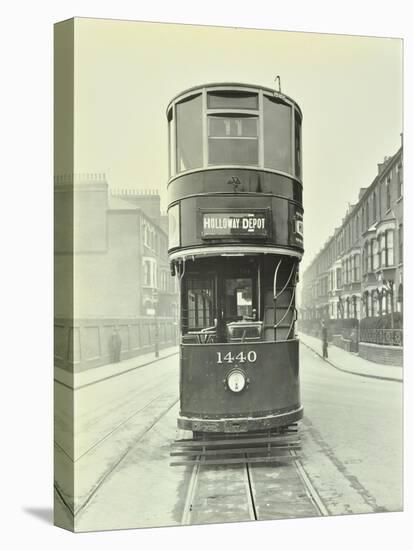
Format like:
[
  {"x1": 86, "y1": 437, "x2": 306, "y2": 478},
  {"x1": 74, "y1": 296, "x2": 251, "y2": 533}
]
[{"x1": 167, "y1": 83, "x2": 304, "y2": 451}]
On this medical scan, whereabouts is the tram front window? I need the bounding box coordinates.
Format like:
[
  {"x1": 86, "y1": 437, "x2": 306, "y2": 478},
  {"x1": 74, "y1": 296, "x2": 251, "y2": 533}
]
[
  {"x1": 208, "y1": 114, "x2": 259, "y2": 166},
  {"x1": 224, "y1": 278, "x2": 253, "y2": 321}
]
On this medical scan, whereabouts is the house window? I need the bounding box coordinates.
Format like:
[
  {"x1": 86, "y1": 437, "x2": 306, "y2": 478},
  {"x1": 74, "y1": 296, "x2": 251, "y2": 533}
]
[
  {"x1": 336, "y1": 267, "x2": 342, "y2": 288},
  {"x1": 160, "y1": 271, "x2": 168, "y2": 292},
  {"x1": 386, "y1": 230, "x2": 394, "y2": 266},
  {"x1": 363, "y1": 242, "x2": 368, "y2": 274},
  {"x1": 372, "y1": 191, "x2": 377, "y2": 222},
  {"x1": 380, "y1": 233, "x2": 386, "y2": 267},
  {"x1": 353, "y1": 254, "x2": 360, "y2": 281},
  {"x1": 397, "y1": 163, "x2": 403, "y2": 198},
  {"x1": 373, "y1": 238, "x2": 379, "y2": 270},
  {"x1": 369, "y1": 240, "x2": 374, "y2": 272},
  {"x1": 398, "y1": 224, "x2": 403, "y2": 263},
  {"x1": 386, "y1": 177, "x2": 391, "y2": 211},
  {"x1": 142, "y1": 258, "x2": 157, "y2": 288}
]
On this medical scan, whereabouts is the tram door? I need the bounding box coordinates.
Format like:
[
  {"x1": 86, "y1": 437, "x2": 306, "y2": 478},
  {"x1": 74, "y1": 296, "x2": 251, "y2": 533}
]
[{"x1": 216, "y1": 261, "x2": 257, "y2": 342}]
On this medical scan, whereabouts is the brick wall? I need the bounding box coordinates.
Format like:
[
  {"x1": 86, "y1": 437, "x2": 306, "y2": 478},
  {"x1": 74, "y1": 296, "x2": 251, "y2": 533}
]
[
  {"x1": 358, "y1": 342, "x2": 403, "y2": 366},
  {"x1": 332, "y1": 335, "x2": 352, "y2": 352}
]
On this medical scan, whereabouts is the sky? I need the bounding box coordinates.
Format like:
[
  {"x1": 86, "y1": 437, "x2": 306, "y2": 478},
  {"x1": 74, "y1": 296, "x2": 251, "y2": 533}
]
[{"x1": 71, "y1": 18, "x2": 403, "y2": 274}]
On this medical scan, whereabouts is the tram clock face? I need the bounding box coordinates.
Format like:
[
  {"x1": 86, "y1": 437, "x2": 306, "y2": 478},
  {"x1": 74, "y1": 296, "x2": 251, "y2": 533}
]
[{"x1": 226, "y1": 369, "x2": 247, "y2": 393}]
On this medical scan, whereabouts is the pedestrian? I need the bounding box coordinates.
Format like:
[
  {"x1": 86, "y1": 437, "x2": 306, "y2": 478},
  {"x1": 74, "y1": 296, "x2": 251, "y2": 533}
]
[
  {"x1": 321, "y1": 320, "x2": 328, "y2": 359},
  {"x1": 110, "y1": 327, "x2": 122, "y2": 363}
]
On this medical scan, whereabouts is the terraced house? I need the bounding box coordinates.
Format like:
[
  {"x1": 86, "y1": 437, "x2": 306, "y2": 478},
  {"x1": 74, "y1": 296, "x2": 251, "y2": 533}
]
[{"x1": 300, "y1": 138, "x2": 403, "y2": 366}]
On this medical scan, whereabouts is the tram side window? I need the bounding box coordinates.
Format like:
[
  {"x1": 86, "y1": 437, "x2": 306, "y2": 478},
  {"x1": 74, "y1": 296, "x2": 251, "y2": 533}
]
[
  {"x1": 186, "y1": 279, "x2": 215, "y2": 330},
  {"x1": 208, "y1": 114, "x2": 259, "y2": 166},
  {"x1": 295, "y1": 113, "x2": 302, "y2": 179},
  {"x1": 263, "y1": 96, "x2": 292, "y2": 173},
  {"x1": 168, "y1": 110, "x2": 173, "y2": 178},
  {"x1": 176, "y1": 94, "x2": 203, "y2": 173}
]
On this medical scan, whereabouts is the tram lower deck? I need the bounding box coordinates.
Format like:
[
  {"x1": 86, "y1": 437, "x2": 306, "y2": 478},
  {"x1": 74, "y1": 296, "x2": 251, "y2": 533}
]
[{"x1": 177, "y1": 254, "x2": 303, "y2": 433}]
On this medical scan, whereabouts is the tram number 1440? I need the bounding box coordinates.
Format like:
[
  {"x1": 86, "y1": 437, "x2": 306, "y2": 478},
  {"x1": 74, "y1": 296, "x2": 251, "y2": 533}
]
[{"x1": 216, "y1": 351, "x2": 257, "y2": 364}]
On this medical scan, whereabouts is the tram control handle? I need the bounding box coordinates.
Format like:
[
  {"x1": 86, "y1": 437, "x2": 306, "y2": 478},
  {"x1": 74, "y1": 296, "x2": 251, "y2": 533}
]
[{"x1": 187, "y1": 318, "x2": 218, "y2": 344}]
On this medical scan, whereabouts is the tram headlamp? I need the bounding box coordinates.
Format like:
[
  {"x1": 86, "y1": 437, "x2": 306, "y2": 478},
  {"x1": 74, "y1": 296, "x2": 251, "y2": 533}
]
[{"x1": 227, "y1": 369, "x2": 246, "y2": 393}]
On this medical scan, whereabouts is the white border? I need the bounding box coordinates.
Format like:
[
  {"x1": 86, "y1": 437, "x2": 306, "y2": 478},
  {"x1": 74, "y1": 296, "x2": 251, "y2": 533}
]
[{"x1": 2, "y1": 2, "x2": 411, "y2": 550}]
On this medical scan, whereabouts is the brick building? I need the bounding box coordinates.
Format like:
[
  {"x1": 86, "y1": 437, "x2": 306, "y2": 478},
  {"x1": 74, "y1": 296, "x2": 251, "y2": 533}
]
[
  {"x1": 300, "y1": 139, "x2": 403, "y2": 365},
  {"x1": 54, "y1": 174, "x2": 179, "y2": 372}
]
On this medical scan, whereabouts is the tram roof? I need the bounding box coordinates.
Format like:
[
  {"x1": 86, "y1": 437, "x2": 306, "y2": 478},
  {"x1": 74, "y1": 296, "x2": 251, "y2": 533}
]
[{"x1": 166, "y1": 82, "x2": 302, "y2": 117}]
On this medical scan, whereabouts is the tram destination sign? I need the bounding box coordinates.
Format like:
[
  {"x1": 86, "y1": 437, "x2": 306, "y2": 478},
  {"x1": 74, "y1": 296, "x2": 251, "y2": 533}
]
[{"x1": 201, "y1": 210, "x2": 269, "y2": 238}]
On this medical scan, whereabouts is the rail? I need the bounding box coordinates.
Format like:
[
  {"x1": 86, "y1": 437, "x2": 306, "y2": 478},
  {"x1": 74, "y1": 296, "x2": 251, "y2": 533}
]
[{"x1": 360, "y1": 328, "x2": 403, "y2": 347}]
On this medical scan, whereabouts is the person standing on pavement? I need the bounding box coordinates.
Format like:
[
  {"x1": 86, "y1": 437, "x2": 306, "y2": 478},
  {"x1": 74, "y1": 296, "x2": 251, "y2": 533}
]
[
  {"x1": 110, "y1": 327, "x2": 122, "y2": 363},
  {"x1": 321, "y1": 320, "x2": 328, "y2": 359}
]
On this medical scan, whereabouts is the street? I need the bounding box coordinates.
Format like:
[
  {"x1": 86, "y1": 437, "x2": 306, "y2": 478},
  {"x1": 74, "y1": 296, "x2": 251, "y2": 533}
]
[{"x1": 55, "y1": 342, "x2": 403, "y2": 532}]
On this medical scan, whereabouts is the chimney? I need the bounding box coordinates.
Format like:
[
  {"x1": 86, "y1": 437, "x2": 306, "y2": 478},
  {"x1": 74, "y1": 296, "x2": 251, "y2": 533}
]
[
  {"x1": 378, "y1": 156, "x2": 390, "y2": 175},
  {"x1": 111, "y1": 188, "x2": 161, "y2": 221}
]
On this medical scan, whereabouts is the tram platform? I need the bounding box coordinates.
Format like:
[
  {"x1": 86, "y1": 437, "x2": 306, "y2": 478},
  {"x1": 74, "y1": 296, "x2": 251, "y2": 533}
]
[
  {"x1": 298, "y1": 332, "x2": 403, "y2": 383},
  {"x1": 54, "y1": 345, "x2": 179, "y2": 389}
]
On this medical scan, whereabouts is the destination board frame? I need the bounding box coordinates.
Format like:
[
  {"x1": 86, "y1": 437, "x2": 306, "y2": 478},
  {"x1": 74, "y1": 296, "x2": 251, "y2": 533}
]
[{"x1": 198, "y1": 207, "x2": 271, "y2": 240}]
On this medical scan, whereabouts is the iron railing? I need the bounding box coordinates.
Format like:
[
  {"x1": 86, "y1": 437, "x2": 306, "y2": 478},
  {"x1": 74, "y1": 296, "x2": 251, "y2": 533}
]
[{"x1": 360, "y1": 328, "x2": 403, "y2": 347}]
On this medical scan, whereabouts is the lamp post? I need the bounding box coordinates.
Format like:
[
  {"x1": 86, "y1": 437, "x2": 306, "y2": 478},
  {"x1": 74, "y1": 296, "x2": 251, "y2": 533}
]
[
  {"x1": 152, "y1": 287, "x2": 159, "y2": 358},
  {"x1": 384, "y1": 280, "x2": 394, "y2": 329}
]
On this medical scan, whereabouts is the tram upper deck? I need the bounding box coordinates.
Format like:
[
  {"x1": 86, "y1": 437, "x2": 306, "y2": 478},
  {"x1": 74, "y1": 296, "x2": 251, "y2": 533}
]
[
  {"x1": 167, "y1": 83, "x2": 303, "y2": 263},
  {"x1": 166, "y1": 82, "x2": 302, "y2": 184}
]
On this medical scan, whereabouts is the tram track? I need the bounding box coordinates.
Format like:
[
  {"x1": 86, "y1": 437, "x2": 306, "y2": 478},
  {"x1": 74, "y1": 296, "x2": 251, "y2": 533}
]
[
  {"x1": 290, "y1": 449, "x2": 329, "y2": 516},
  {"x1": 54, "y1": 392, "x2": 171, "y2": 462},
  {"x1": 180, "y1": 448, "x2": 328, "y2": 525},
  {"x1": 55, "y1": 395, "x2": 180, "y2": 519}
]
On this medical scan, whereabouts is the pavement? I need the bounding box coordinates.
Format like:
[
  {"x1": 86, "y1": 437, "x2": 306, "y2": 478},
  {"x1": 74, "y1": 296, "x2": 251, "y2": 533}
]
[
  {"x1": 298, "y1": 332, "x2": 403, "y2": 383},
  {"x1": 54, "y1": 345, "x2": 179, "y2": 389},
  {"x1": 54, "y1": 334, "x2": 403, "y2": 388}
]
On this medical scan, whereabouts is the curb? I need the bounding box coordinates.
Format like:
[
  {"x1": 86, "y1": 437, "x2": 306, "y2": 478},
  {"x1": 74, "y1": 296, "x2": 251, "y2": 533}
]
[
  {"x1": 300, "y1": 340, "x2": 402, "y2": 384},
  {"x1": 55, "y1": 350, "x2": 179, "y2": 390}
]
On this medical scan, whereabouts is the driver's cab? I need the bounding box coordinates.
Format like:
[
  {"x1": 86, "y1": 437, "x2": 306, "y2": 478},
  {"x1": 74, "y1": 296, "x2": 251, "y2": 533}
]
[{"x1": 182, "y1": 256, "x2": 263, "y2": 344}]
